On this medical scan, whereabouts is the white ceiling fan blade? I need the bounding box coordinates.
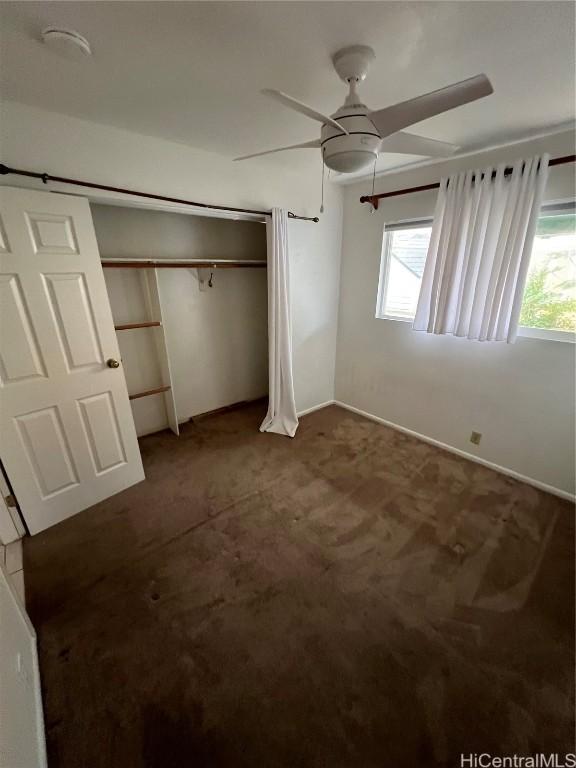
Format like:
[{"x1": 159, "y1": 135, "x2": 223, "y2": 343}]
[
  {"x1": 262, "y1": 89, "x2": 349, "y2": 134},
  {"x1": 380, "y1": 131, "x2": 459, "y2": 157},
  {"x1": 234, "y1": 139, "x2": 320, "y2": 161},
  {"x1": 369, "y1": 74, "x2": 493, "y2": 139}
]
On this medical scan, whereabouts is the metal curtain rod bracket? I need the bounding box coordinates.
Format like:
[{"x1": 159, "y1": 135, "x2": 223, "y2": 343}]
[
  {"x1": 0, "y1": 164, "x2": 319, "y2": 223},
  {"x1": 288, "y1": 211, "x2": 319, "y2": 223},
  {"x1": 359, "y1": 153, "x2": 576, "y2": 210}
]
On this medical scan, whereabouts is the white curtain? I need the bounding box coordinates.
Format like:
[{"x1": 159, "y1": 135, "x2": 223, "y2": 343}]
[
  {"x1": 413, "y1": 153, "x2": 550, "y2": 342},
  {"x1": 260, "y1": 208, "x2": 299, "y2": 437}
]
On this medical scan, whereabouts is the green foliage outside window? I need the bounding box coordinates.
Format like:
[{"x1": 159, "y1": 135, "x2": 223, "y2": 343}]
[
  {"x1": 519, "y1": 252, "x2": 576, "y2": 331},
  {"x1": 519, "y1": 212, "x2": 576, "y2": 332}
]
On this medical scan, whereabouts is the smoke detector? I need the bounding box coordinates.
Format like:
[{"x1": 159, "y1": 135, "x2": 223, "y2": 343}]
[{"x1": 41, "y1": 27, "x2": 92, "y2": 59}]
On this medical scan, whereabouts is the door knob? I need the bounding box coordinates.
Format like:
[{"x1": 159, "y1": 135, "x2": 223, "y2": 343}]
[{"x1": 106, "y1": 358, "x2": 120, "y2": 368}]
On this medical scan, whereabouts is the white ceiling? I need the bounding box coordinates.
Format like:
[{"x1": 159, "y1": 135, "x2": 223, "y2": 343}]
[{"x1": 1, "y1": 1, "x2": 575, "y2": 180}]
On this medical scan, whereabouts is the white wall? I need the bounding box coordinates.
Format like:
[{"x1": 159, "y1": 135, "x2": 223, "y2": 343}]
[
  {"x1": 0, "y1": 468, "x2": 22, "y2": 545},
  {"x1": 0, "y1": 101, "x2": 343, "y2": 415},
  {"x1": 0, "y1": 565, "x2": 47, "y2": 768},
  {"x1": 94, "y1": 204, "x2": 269, "y2": 434},
  {"x1": 336, "y1": 130, "x2": 576, "y2": 495},
  {"x1": 0, "y1": 494, "x2": 20, "y2": 546}
]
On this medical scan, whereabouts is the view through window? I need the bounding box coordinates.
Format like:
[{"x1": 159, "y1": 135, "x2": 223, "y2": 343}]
[
  {"x1": 518, "y1": 210, "x2": 576, "y2": 332},
  {"x1": 377, "y1": 225, "x2": 431, "y2": 320},
  {"x1": 377, "y1": 206, "x2": 576, "y2": 335}
]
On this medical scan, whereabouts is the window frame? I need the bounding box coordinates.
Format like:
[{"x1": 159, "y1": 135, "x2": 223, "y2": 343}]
[{"x1": 376, "y1": 202, "x2": 576, "y2": 343}]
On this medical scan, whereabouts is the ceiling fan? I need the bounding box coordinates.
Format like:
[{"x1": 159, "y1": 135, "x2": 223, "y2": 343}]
[{"x1": 235, "y1": 45, "x2": 493, "y2": 174}]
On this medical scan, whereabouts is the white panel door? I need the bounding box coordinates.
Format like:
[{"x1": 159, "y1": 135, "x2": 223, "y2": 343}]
[{"x1": 0, "y1": 186, "x2": 144, "y2": 534}]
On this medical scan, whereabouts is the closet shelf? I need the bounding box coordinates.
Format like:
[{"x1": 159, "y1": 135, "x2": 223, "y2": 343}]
[
  {"x1": 129, "y1": 385, "x2": 171, "y2": 401},
  {"x1": 115, "y1": 321, "x2": 161, "y2": 331},
  {"x1": 101, "y1": 258, "x2": 266, "y2": 269}
]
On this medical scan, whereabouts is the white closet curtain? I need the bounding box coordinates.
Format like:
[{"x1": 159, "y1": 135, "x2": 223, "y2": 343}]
[
  {"x1": 260, "y1": 208, "x2": 299, "y2": 437},
  {"x1": 413, "y1": 153, "x2": 550, "y2": 342}
]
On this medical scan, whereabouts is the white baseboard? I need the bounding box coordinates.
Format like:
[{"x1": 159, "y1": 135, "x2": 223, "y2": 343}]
[
  {"x1": 297, "y1": 400, "x2": 336, "y2": 417},
  {"x1": 333, "y1": 400, "x2": 575, "y2": 503}
]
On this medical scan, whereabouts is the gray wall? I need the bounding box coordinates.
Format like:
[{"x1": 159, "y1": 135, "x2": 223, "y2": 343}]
[{"x1": 91, "y1": 204, "x2": 267, "y2": 261}]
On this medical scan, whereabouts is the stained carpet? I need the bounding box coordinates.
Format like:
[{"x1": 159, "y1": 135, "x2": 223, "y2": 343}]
[{"x1": 23, "y1": 402, "x2": 575, "y2": 767}]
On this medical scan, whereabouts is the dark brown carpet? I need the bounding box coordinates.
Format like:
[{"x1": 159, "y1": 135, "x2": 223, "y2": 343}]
[{"x1": 23, "y1": 402, "x2": 575, "y2": 768}]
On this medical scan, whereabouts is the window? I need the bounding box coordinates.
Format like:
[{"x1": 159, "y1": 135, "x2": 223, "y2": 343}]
[
  {"x1": 376, "y1": 220, "x2": 432, "y2": 320},
  {"x1": 376, "y1": 204, "x2": 576, "y2": 340},
  {"x1": 518, "y1": 204, "x2": 576, "y2": 338}
]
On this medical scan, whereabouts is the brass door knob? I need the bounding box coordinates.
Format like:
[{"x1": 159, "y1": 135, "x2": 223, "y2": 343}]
[{"x1": 106, "y1": 358, "x2": 120, "y2": 368}]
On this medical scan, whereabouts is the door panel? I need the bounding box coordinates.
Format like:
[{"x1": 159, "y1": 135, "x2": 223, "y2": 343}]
[
  {"x1": 78, "y1": 392, "x2": 127, "y2": 474},
  {"x1": 0, "y1": 214, "x2": 11, "y2": 253},
  {"x1": 16, "y1": 406, "x2": 80, "y2": 498},
  {"x1": 25, "y1": 211, "x2": 79, "y2": 255},
  {"x1": 0, "y1": 187, "x2": 144, "y2": 534},
  {"x1": 43, "y1": 273, "x2": 104, "y2": 370},
  {"x1": 0, "y1": 274, "x2": 47, "y2": 384}
]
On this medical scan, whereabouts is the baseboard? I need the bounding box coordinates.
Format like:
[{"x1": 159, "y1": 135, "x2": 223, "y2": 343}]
[
  {"x1": 333, "y1": 400, "x2": 575, "y2": 503},
  {"x1": 297, "y1": 400, "x2": 336, "y2": 417},
  {"x1": 183, "y1": 396, "x2": 268, "y2": 423}
]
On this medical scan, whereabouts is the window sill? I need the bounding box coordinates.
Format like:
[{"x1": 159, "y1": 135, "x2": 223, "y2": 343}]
[
  {"x1": 376, "y1": 316, "x2": 575, "y2": 343},
  {"x1": 517, "y1": 326, "x2": 575, "y2": 343},
  {"x1": 375, "y1": 313, "x2": 413, "y2": 323}
]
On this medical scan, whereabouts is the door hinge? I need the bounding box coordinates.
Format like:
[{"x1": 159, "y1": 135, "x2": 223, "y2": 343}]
[{"x1": 4, "y1": 494, "x2": 17, "y2": 508}]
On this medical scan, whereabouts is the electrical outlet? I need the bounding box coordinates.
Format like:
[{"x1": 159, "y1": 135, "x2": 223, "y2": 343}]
[{"x1": 470, "y1": 431, "x2": 482, "y2": 446}]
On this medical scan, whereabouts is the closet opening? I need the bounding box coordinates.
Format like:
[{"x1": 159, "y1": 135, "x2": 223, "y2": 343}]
[{"x1": 91, "y1": 201, "x2": 269, "y2": 440}]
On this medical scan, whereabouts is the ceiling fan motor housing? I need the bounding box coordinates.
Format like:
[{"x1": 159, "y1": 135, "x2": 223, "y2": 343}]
[{"x1": 321, "y1": 104, "x2": 380, "y2": 173}]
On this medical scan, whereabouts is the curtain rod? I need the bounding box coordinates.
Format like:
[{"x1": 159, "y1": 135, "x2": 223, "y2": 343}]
[
  {"x1": 0, "y1": 163, "x2": 320, "y2": 223},
  {"x1": 359, "y1": 154, "x2": 576, "y2": 210},
  {"x1": 101, "y1": 259, "x2": 266, "y2": 269}
]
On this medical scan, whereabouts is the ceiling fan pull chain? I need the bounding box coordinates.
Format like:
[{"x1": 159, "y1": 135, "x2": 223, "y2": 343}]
[
  {"x1": 320, "y1": 148, "x2": 325, "y2": 214},
  {"x1": 369, "y1": 157, "x2": 378, "y2": 213}
]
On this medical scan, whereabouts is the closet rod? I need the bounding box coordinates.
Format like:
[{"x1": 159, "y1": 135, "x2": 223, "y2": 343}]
[
  {"x1": 129, "y1": 385, "x2": 171, "y2": 401},
  {"x1": 0, "y1": 163, "x2": 319, "y2": 222},
  {"x1": 115, "y1": 321, "x2": 161, "y2": 330},
  {"x1": 101, "y1": 259, "x2": 266, "y2": 269},
  {"x1": 359, "y1": 153, "x2": 576, "y2": 209}
]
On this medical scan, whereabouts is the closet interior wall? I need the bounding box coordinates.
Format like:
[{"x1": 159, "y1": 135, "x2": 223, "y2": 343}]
[{"x1": 92, "y1": 203, "x2": 268, "y2": 437}]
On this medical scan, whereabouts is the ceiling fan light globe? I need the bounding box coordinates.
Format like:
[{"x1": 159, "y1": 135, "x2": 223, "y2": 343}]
[
  {"x1": 324, "y1": 150, "x2": 377, "y2": 173},
  {"x1": 321, "y1": 125, "x2": 381, "y2": 173}
]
